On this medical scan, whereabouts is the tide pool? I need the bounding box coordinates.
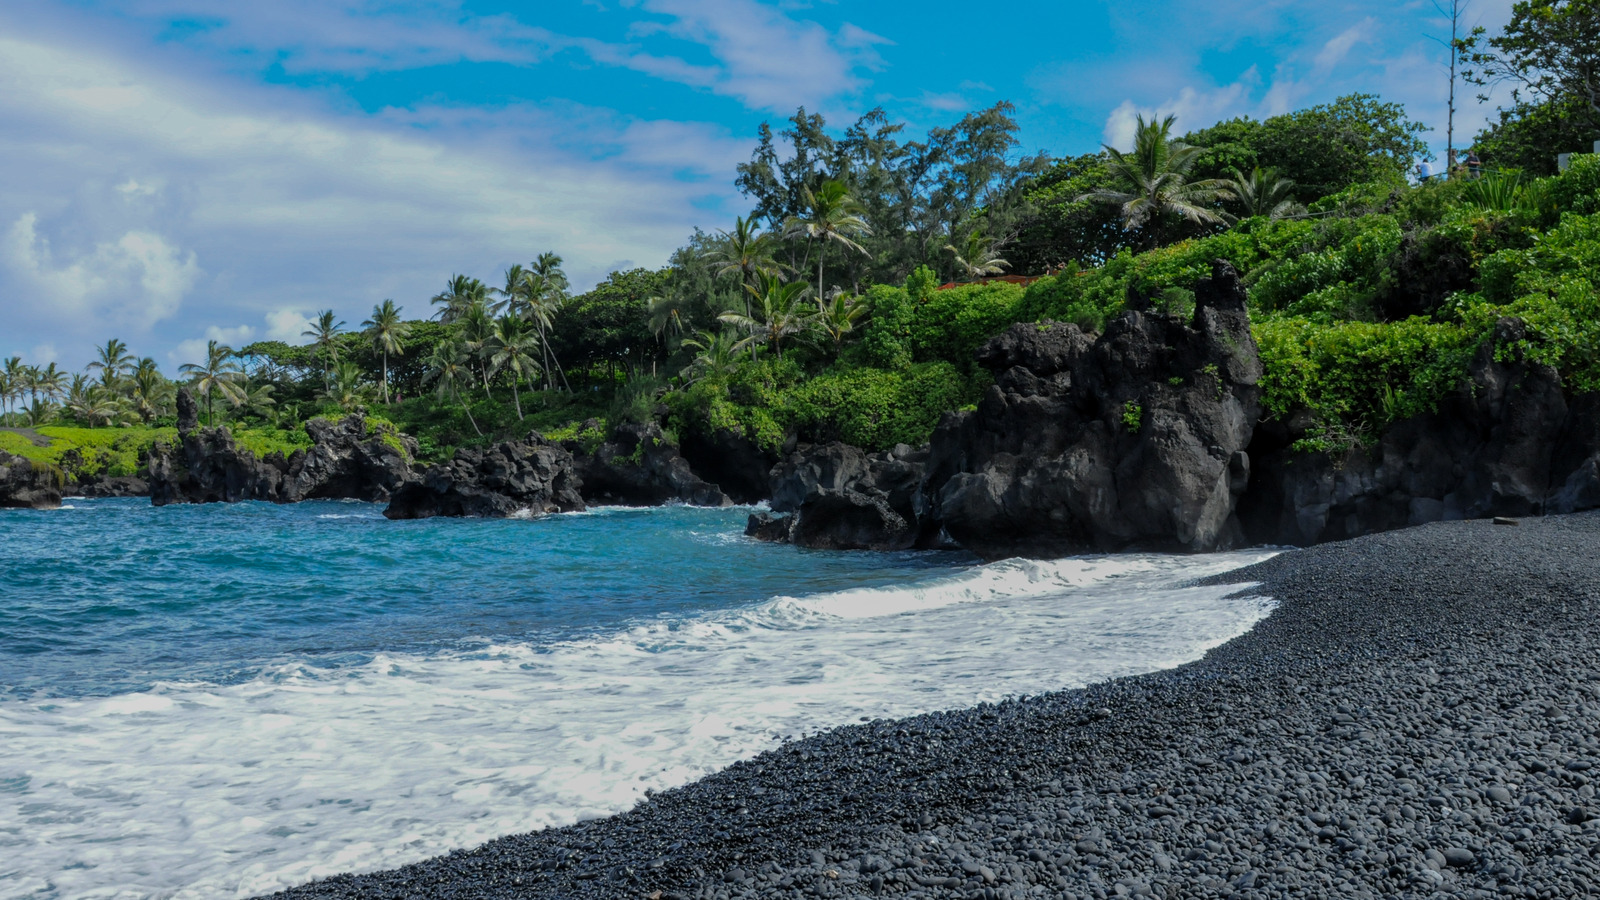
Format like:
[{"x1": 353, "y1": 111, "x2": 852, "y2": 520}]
[{"x1": 0, "y1": 499, "x2": 1276, "y2": 899}]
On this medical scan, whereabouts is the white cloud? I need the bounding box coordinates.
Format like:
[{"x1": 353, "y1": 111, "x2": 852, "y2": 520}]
[
  {"x1": 0, "y1": 24, "x2": 749, "y2": 369},
  {"x1": 620, "y1": 0, "x2": 887, "y2": 112},
  {"x1": 168, "y1": 324, "x2": 257, "y2": 368},
  {"x1": 1103, "y1": 77, "x2": 1260, "y2": 148},
  {"x1": 3, "y1": 212, "x2": 200, "y2": 332},
  {"x1": 264, "y1": 308, "x2": 312, "y2": 343}
]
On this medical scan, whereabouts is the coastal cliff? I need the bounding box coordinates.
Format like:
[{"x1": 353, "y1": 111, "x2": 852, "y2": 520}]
[
  {"x1": 147, "y1": 389, "x2": 419, "y2": 506},
  {"x1": 751, "y1": 260, "x2": 1600, "y2": 557}
]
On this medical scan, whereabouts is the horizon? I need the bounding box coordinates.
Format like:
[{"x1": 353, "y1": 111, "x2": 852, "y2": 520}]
[{"x1": 3, "y1": 0, "x2": 1518, "y2": 372}]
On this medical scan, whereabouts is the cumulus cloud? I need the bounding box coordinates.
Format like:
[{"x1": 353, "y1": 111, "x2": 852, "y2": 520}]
[
  {"x1": 0, "y1": 23, "x2": 749, "y2": 369},
  {"x1": 1102, "y1": 77, "x2": 1260, "y2": 148},
  {"x1": 264, "y1": 308, "x2": 313, "y2": 343},
  {"x1": 3, "y1": 212, "x2": 200, "y2": 332},
  {"x1": 169, "y1": 324, "x2": 256, "y2": 368}
]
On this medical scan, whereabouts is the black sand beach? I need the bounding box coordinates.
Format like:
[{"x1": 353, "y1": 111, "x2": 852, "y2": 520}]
[{"x1": 265, "y1": 512, "x2": 1600, "y2": 899}]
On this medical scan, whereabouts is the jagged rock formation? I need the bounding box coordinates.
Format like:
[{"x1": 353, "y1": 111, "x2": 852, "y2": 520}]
[
  {"x1": 750, "y1": 262, "x2": 1600, "y2": 559},
  {"x1": 383, "y1": 435, "x2": 585, "y2": 519},
  {"x1": 917, "y1": 260, "x2": 1262, "y2": 558},
  {"x1": 569, "y1": 422, "x2": 731, "y2": 508},
  {"x1": 679, "y1": 427, "x2": 779, "y2": 505},
  {"x1": 76, "y1": 475, "x2": 150, "y2": 498},
  {"x1": 747, "y1": 442, "x2": 931, "y2": 551},
  {"x1": 0, "y1": 451, "x2": 63, "y2": 510},
  {"x1": 148, "y1": 390, "x2": 418, "y2": 506},
  {"x1": 1238, "y1": 318, "x2": 1600, "y2": 544}
]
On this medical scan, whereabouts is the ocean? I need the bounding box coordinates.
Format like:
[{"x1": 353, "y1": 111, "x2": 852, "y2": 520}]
[{"x1": 0, "y1": 499, "x2": 1277, "y2": 899}]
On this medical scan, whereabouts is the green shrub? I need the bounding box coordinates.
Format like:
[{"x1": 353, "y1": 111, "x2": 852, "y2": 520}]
[
  {"x1": 860, "y1": 283, "x2": 915, "y2": 370},
  {"x1": 911, "y1": 281, "x2": 1027, "y2": 366},
  {"x1": 789, "y1": 362, "x2": 983, "y2": 450},
  {"x1": 1253, "y1": 316, "x2": 1482, "y2": 434}
]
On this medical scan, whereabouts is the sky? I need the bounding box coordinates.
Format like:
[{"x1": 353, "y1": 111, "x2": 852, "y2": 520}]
[{"x1": 0, "y1": 0, "x2": 1520, "y2": 371}]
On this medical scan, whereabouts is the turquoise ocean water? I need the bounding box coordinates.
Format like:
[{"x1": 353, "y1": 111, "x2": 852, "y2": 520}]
[{"x1": 0, "y1": 499, "x2": 1277, "y2": 899}]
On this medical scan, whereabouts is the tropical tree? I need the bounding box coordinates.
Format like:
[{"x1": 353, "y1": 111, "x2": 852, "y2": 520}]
[
  {"x1": 1079, "y1": 114, "x2": 1232, "y2": 247},
  {"x1": 456, "y1": 300, "x2": 497, "y2": 400},
  {"x1": 424, "y1": 343, "x2": 483, "y2": 436},
  {"x1": 679, "y1": 329, "x2": 747, "y2": 383},
  {"x1": 0, "y1": 356, "x2": 21, "y2": 423},
  {"x1": 302, "y1": 310, "x2": 346, "y2": 392},
  {"x1": 528, "y1": 252, "x2": 572, "y2": 391},
  {"x1": 486, "y1": 314, "x2": 541, "y2": 420},
  {"x1": 814, "y1": 292, "x2": 870, "y2": 357},
  {"x1": 130, "y1": 358, "x2": 173, "y2": 423},
  {"x1": 783, "y1": 179, "x2": 872, "y2": 300},
  {"x1": 180, "y1": 340, "x2": 246, "y2": 426},
  {"x1": 647, "y1": 291, "x2": 692, "y2": 345},
  {"x1": 944, "y1": 228, "x2": 1011, "y2": 280},
  {"x1": 67, "y1": 386, "x2": 130, "y2": 428},
  {"x1": 1462, "y1": 1, "x2": 1600, "y2": 137},
  {"x1": 33, "y1": 363, "x2": 65, "y2": 404},
  {"x1": 362, "y1": 299, "x2": 411, "y2": 404},
  {"x1": 319, "y1": 361, "x2": 369, "y2": 413},
  {"x1": 704, "y1": 215, "x2": 781, "y2": 314},
  {"x1": 1222, "y1": 166, "x2": 1307, "y2": 221},
  {"x1": 430, "y1": 275, "x2": 491, "y2": 323},
  {"x1": 24, "y1": 398, "x2": 57, "y2": 427},
  {"x1": 719, "y1": 272, "x2": 816, "y2": 360},
  {"x1": 233, "y1": 382, "x2": 279, "y2": 423},
  {"x1": 87, "y1": 338, "x2": 136, "y2": 389}
]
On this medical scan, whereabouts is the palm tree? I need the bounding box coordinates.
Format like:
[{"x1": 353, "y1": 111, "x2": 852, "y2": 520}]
[
  {"x1": 528, "y1": 253, "x2": 572, "y2": 391},
  {"x1": 228, "y1": 380, "x2": 279, "y2": 424},
  {"x1": 719, "y1": 272, "x2": 816, "y2": 360},
  {"x1": 430, "y1": 275, "x2": 491, "y2": 323},
  {"x1": 647, "y1": 292, "x2": 691, "y2": 345},
  {"x1": 362, "y1": 299, "x2": 411, "y2": 404},
  {"x1": 425, "y1": 343, "x2": 483, "y2": 436},
  {"x1": 1222, "y1": 166, "x2": 1306, "y2": 221},
  {"x1": 784, "y1": 180, "x2": 872, "y2": 301},
  {"x1": 486, "y1": 314, "x2": 541, "y2": 420},
  {"x1": 33, "y1": 363, "x2": 65, "y2": 404},
  {"x1": 679, "y1": 329, "x2": 747, "y2": 383},
  {"x1": 704, "y1": 216, "x2": 780, "y2": 315},
  {"x1": 130, "y1": 358, "x2": 172, "y2": 423},
  {"x1": 180, "y1": 340, "x2": 246, "y2": 426},
  {"x1": 0, "y1": 356, "x2": 22, "y2": 423},
  {"x1": 68, "y1": 385, "x2": 130, "y2": 428},
  {"x1": 814, "y1": 292, "x2": 869, "y2": 357},
  {"x1": 456, "y1": 300, "x2": 497, "y2": 400},
  {"x1": 87, "y1": 338, "x2": 137, "y2": 389},
  {"x1": 319, "y1": 361, "x2": 369, "y2": 413},
  {"x1": 302, "y1": 310, "x2": 346, "y2": 392},
  {"x1": 944, "y1": 228, "x2": 1011, "y2": 280},
  {"x1": 24, "y1": 398, "x2": 57, "y2": 427},
  {"x1": 1078, "y1": 114, "x2": 1231, "y2": 247}
]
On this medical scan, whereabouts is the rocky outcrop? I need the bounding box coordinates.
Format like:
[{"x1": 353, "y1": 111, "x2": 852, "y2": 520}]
[
  {"x1": 383, "y1": 435, "x2": 585, "y2": 519},
  {"x1": 0, "y1": 451, "x2": 63, "y2": 509},
  {"x1": 569, "y1": 422, "x2": 731, "y2": 508},
  {"x1": 1238, "y1": 318, "x2": 1600, "y2": 544},
  {"x1": 916, "y1": 259, "x2": 1262, "y2": 559},
  {"x1": 75, "y1": 475, "x2": 150, "y2": 498},
  {"x1": 747, "y1": 442, "x2": 932, "y2": 551},
  {"x1": 149, "y1": 389, "x2": 419, "y2": 506},
  {"x1": 679, "y1": 426, "x2": 779, "y2": 504}
]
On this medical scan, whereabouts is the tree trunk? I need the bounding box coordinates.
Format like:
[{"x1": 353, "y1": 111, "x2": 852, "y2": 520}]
[{"x1": 512, "y1": 379, "x2": 523, "y2": 420}]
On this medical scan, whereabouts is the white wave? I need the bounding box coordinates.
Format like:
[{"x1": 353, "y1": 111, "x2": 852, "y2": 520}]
[{"x1": 0, "y1": 549, "x2": 1277, "y2": 900}]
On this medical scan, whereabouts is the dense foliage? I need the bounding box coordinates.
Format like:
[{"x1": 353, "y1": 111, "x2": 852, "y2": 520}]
[{"x1": 9, "y1": 1, "x2": 1600, "y2": 476}]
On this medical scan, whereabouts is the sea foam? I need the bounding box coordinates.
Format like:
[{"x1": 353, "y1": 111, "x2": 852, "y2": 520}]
[{"x1": 0, "y1": 548, "x2": 1276, "y2": 899}]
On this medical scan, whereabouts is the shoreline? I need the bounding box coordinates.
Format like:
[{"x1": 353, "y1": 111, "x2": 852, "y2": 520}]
[{"x1": 263, "y1": 511, "x2": 1600, "y2": 899}]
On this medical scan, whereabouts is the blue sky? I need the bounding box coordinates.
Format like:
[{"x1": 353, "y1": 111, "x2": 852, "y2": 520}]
[{"x1": 0, "y1": 0, "x2": 1518, "y2": 371}]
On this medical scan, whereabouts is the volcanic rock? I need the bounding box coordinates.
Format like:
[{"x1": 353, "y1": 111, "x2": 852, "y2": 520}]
[
  {"x1": 384, "y1": 434, "x2": 585, "y2": 519},
  {"x1": 0, "y1": 450, "x2": 63, "y2": 510},
  {"x1": 922, "y1": 258, "x2": 1262, "y2": 558},
  {"x1": 569, "y1": 422, "x2": 730, "y2": 507}
]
